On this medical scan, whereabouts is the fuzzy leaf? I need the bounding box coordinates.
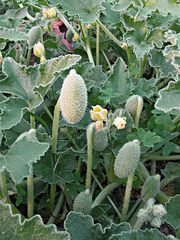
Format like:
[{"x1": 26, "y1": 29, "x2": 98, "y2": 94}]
[
  {"x1": 0, "y1": 203, "x2": 70, "y2": 239},
  {"x1": 0, "y1": 97, "x2": 28, "y2": 130},
  {"x1": 109, "y1": 229, "x2": 168, "y2": 240},
  {"x1": 64, "y1": 211, "x2": 130, "y2": 240},
  {"x1": 165, "y1": 195, "x2": 180, "y2": 229},
  {"x1": 0, "y1": 129, "x2": 50, "y2": 183},
  {"x1": 60, "y1": 0, "x2": 104, "y2": 23},
  {"x1": 134, "y1": 78, "x2": 157, "y2": 98},
  {"x1": 112, "y1": 0, "x2": 134, "y2": 12},
  {"x1": 162, "y1": 162, "x2": 180, "y2": 179},
  {"x1": 0, "y1": 55, "x2": 81, "y2": 110},
  {"x1": 100, "y1": 57, "x2": 131, "y2": 105},
  {"x1": 0, "y1": 28, "x2": 28, "y2": 41},
  {"x1": 155, "y1": 81, "x2": 180, "y2": 114}
]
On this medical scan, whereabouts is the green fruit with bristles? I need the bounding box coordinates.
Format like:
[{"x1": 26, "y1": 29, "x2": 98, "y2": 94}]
[
  {"x1": 73, "y1": 190, "x2": 92, "y2": 215},
  {"x1": 27, "y1": 26, "x2": 42, "y2": 47},
  {"x1": 114, "y1": 140, "x2": 140, "y2": 178},
  {"x1": 141, "y1": 175, "x2": 160, "y2": 201},
  {"x1": 93, "y1": 128, "x2": 108, "y2": 152},
  {"x1": 60, "y1": 69, "x2": 87, "y2": 124},
  {"x1": 125, "y1": 95, "x2": 143, "y2": 118}
]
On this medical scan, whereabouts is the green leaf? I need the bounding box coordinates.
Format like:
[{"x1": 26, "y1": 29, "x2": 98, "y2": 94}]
[
  {"x1": 134, "y1": 78, "x2": 157, "y2": 98},
  {"x1": 0, "y1": 203, "x2": 70, "y2": 239},
  {"x1": 34, "y1": 150, "x2": 76, "y2": 184},
  {"x1": 60, "y1": 0, "x2": 104, "y2": 23},
  {"x1": 0, "y1": 97, "x2": 28, "y2": 130},
  {"x1": 165, "y1": 195, "x2": 180, "y2": 229},
  {"x1": 101, "y1": 2, "x2": 119, "y2": 24},
  {"x1": 0, "y1": 28, "x2": 28, "y2": 41},
  {"x1": 112, "y1": 0, "x2": 134, "y2": 12},
  {"x1": 100, "y1": 57, "x2": 131, "y2": 105},
  {"x1": 0, "y1": 129, "x2": 50, "y2": 183},
  {"x1": 162, "y1": 163, "x2": 180, "y2": 179},
  {"x1": 155, "y1": 81, "x2": 180, "y2": 114},
  {"x1": 64, "y1": 211, "x2": 130, "y2": 240},
  {"x1": 0, "y1": 55, "x2": 81, "y2": 110},
  {"x1": 109, "y1": 229, "x2": 168, "y2": 240}
]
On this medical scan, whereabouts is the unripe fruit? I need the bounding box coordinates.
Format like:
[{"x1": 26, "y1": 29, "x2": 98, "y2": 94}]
[
  {"x1": 66, "y1": 29, "x2": 74, "y2": 41},
  {"x1": 141, "y1": 175, "x2": 160, "y2": 201},
  {"x1": 114, "y1": 140, "x2": 140, "y2": 178},
  {"x1": 92, "y1": 128, "x2": 108, "y2": 152},
  {"x1": 73, "y1": 190, "x2": 92, "y2": 215},
  {"x1": 125, "y1": 95, "x2": 143, "y2": 119},
  {"x1": 60, "y1": 69, "x2": 87, "y2": 124},
  {"x1": 27, "y1": 26, "x2": 42, "y2": 47}
]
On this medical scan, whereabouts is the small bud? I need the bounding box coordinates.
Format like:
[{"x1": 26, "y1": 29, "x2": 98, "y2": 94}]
[
  {"x1": 125, "y1": 95, "x2": 143, "y2": 119},
  {"x1": 73, "y1": 190, "x2": 92, "y2": 215},
  {"x1": 113, "y1": 117, "x2": 126, "y2": 130},
  {"x1": 120, "y1": 42, "x2": 128, "y2": 50},
  {"x1": 42, "y1": 7, "x2": 56, "y2": 19},
  {"x1": 73, "y1": 33, "x2": 80, "y2": 42},
  {"x1": 27, "y1": 26, "x2": 42, "y2": 47},
  {"x1": 60, "y1": 69, "x2": 87, "y2": 124},
  {"x1": 90, "y1": 105, "x2": 108, "y2": 122},
  {"x1": 93, "y1": 127, "x2": 108, "y2": 152},
  {"x1": 0, "y1": 51, "x2": 2, "y2": 64},
  {"x1": 114, "y1": 140, "x2": 140, "y2": 178},
  {"x1": 33, "y1": 42, "x2": 45, "y2": 58}
]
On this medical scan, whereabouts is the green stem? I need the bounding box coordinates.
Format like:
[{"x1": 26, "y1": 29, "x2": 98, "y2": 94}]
[
  {"x1": 102, "y1": 50, "x2": 112, "y2": 71},
  {"x1": 47, "y1": 192, "x2": 64, "y2": 224},
  {"x1": 92, "y1": 181, "x2": 121, "y2": 208},
  {"x1": 0, "y1": 171, "x2": 7, "y2": 199},
  {"x1": 151, "y1": 160, "x2": 156, "y2": 175},
  {"x1": 96, "y1": 21, "x2": 100, "y2": 65},
  {"x1": 50, "y1": 96, "x2": 61, "y2": 211},
  {"x1": 81, "y1": 23, "x2": 95, "y2": 67},
  {"x1": 97, "y1": 19, "x2": 123, "y2": 48},
  {"x1": 26, "y1": 47, "x2": 32, "y2": 66},
  {"x1": 137, "y1": 57, "x2": 145, "y2": 79},
  {"x1": 121, "y1": 173, "x2": 134, "y2": 222},
  {"x1": 27, "y1": 114, "x2": 35, "y2": 218},
  {"x1": 160, "y1": 176, "x2": 179, "y2": 190},
  {"x1": 143, "y1": 154, "x2": 180, "y2": 162},
  {"x1": 133, "y1": 217, "x2": 145, "y2": 230},
  {"x1": 86, "y1": 123, "x2": 94, "y2": 190}
]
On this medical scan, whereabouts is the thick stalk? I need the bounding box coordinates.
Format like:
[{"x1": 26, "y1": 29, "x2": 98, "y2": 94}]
[
  {"x1": 0, "y1": 171, "x2": 7, "y2": 199},
  {"x1": 96, "y1": 22, "x2": 100, "y2": 65},
  {"x1": 86, "y1": 123, "x2": 94, "y2": 190},
  {"x1": 26, "y1": 47, "x2": 32, "y2": 66},
  {"x1": 27, "y1": 114, "x2": 35, "y2": 218},
  {"x1": 144, "y1": 154, "x2": 180, "y2": 161},
  {"x1": 50, "y1": 96, "x2": 61, "y2": 211},
  {"x1": 121, "y1": 173, "x2": 134, "y2": 222}
]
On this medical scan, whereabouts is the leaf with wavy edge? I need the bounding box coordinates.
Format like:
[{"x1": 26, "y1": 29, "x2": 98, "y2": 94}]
[
  {"x1": 0, "y1": 28, "x2": 27, "y2": 41},
  {"x1": 0, "y1": 203, "x2": 70, "y2": 239},
  {"x1": 0, "y1": 129, "x2": 50, "y2": 183},
  {"x1": 0, "y1": 55, "x2": 81, "y2": 110}
]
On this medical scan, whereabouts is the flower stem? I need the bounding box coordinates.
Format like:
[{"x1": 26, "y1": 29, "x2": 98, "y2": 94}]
[
  {"x1": 50, "y1": 96, "x2": 61, "y2": 211},
  {"x1": 26, "y1": 47, "x2": 32, "y2": 66},
  {"x1": 96, "y1": 21, "x2": 100, "y2": 65},
  {"x1": 27, "y1": 114, "x2": 35, "y2": 218},
  {"x1": 121, "y1": 173, "x2": 134, "y2": 222},
  {"x1": 85, "y1": 123, "x2": 94, "y2": 190},
  {"x1": 0, "y1": 171, "x2": 7, "y2": 199}
]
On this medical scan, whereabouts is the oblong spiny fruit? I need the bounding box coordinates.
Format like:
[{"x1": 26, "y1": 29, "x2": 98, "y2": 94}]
[
  {"x1": 125, "y1": 95, "x2": 143, "y2": 118},
  {"x1": 27, "y1": 26, "x2": 42, "y2": 47},
  {"x1": 60, "y1": 69, "x2": 87, "y2": 124},
  {"x1": 114, "y1": 140, "x2": 140, "y2": 178},
  {"x1": 141, "y1": 174, "x2": 160, "y2": 201},
  {"x1": 73, "y1": 190, "x2": 92, "y2": 215},
  {"x1": 93, "y1": 128, "x2": 108, "y2": 152}
]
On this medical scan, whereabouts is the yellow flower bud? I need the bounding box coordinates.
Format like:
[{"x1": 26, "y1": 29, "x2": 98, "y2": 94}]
[
  {"x1": 86, "y1": 24, "x2": 92, "y2": 30},
  {"x1": 0, "y1": 51, "x2": 2, "y2": 65},
  {"x1": 33, "y1": 42, "x2": 45, "y2": 58},
  {"x1": 42, "y1": 7, "x2": 56, "y2": 19},
  {"x1": 90, "y1": 105, "x2": 108, "y2": 121},
  {"x1": 73, "y1": 33, "x2": 80, "y2": 42},
  {"x1": 113, "y1": 117, "x2": 126, "y2": 130}
]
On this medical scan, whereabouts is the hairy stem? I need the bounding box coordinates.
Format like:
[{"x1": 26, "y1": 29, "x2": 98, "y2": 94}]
[
  {"x1": 96, "y1": 21, "x2": 100, "y2": 65},
  {"x1": 143, "y1": 154, "x2": 180, "y2": 162},
  {"x1": 26, "y1": 47, "x2": 32, "y2": 66},
  {"x1": 0, "y1": 171, "x2": 7, "y2": 199},
  {"x1": 121, "y1": 173, "x2": 134, "y2": 222}
]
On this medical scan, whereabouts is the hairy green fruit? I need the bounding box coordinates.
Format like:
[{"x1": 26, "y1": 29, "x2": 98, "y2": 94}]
[
  {"x1": 114, "y1": 140, "x2": 140, "y2": 178},
  {"x1": 125, "y1": 95, "x2": 143, "y2": 118},
  {"x1": 93, "y1": 128, "x2": 108, "y2": 152},
  {"x1": 141, "y1": 175, "x2": 160, "y2": 201},
  {"x1": 60, "y1": 69, "x2": 87, "y2": 124},
  {"x1": 73, "y1": 190, "x2": 92, "y2": 215},
  {"x1": 27, "y1": 26, "x2": 42, "y2": 47}
]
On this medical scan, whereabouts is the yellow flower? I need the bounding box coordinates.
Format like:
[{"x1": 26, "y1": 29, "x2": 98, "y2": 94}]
[
  {"x1": 0, "y1": 51, "x2": 2, "y2": 65},
  {"x1": 95, "y1": 120, "x2": 104, "y2": 131},
  {"x1": 42, "y1": 7, "x2": 56, "y2": 19},
  {"x1": 90, "y1": 105, "x2": 108, "y2": 121},
  {"x1": 113, "y1": 117, "x2": 126, "y2": 130},
  {"x1": 73, "y1": 33, "x2": 80, "y2": 42},
  {"x1": 33, "y1": 42, "x2": 45, "y2": 58},
  {"x1": 40, "y1": 55, "x2": 46, "y2": 63}
]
